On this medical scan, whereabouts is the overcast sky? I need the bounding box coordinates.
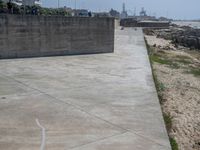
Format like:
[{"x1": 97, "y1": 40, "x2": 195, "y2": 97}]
[{"x1": 42, "y1": 0, "x2": 200, "y2": 20}]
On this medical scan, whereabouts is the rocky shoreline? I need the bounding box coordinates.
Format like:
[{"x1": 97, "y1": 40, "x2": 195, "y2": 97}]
[
  {"x1": 144, "y1": 24, "x2": 200, "y2": 51},
  {"x1": 144, "y1": 28, "x2": 200, "y2": 150}
]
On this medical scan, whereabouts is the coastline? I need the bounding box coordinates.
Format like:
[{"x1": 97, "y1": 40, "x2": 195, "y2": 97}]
[
  {"x1": 144, "y1": 28, "x2": 200, "y2": 150},
  {"x1": 172, "y1": 21, "x2": 200, "y2": 29}
]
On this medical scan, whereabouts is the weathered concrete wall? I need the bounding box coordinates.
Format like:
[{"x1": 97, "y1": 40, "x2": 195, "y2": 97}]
[
  {"x1": 120, "y1": 18, "x2": 169, "y2": 29},
  {"x1": 137, "y1": 21, "x2": 170, "y2": 28},
  {"x1": 120, "y1": 19, "x2": 137, "y2": 27},
  {"x1": 0, "y1": 15, "x2": 114, "y2": 59}
]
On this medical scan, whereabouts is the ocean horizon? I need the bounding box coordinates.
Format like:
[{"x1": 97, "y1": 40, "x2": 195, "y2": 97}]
[{"x1": 173, "y1": 21, "x2": 200, "y2": 29}]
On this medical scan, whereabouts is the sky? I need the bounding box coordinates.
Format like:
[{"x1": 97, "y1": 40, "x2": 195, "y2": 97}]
[{"x1": 42, "y1": 0, "x2": 200, "y2": 20}]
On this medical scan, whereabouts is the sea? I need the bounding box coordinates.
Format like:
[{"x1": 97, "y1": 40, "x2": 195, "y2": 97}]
[{"x1": 173, "y1": 21, "x2": 200, "y2": 29}]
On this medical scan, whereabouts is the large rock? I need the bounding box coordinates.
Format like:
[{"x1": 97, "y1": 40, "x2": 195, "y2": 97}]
[
  {"x1": 186, "y1": 36, "x2": 198, "y2": 49},
  {"x1": 197, "y1": 37, "x2": 200, "y2": 50},
  {"x1": 176, "y1": 36, "x2": 184, "y2": 43},
  {"x1": 158, "y1": 27, "x2": 200, "y2": 50}
]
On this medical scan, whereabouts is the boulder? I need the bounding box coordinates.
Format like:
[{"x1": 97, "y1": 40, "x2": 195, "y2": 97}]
[
  {"x1": 153, "y1": 26, "x2": 200, "y2": 50},
  {"x1": 197, "y1": 37, "x2": 200, "y2": 50},
  {"x1": 186, "y1": 37, "x2": 198, "y2": 49},
  {"x1": 176, "y1": 36, "x2": 184, "y2": 43}
]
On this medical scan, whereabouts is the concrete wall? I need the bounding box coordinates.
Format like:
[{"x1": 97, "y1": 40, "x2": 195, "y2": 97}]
[
  {"x1": 137, "y1": 21, "x2": 170, "y2": 28},
  {"x1": 0, "y1": 15, "x2": 114, "y2": 59},
  {"x1": 120, "y1": 19, "x2": 137, "y2": 27},
  {"x1": 120, "y1": 18, "x2": 169, "y2": 29}
]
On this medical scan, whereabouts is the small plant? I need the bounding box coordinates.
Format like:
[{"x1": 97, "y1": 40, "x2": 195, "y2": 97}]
[
  {"x1": 163, "y1": 113, "x2": 172, "y2": 132},
  {"x1": 158, "y1": 81, "x2": 165, "y2": 92},
  {"x1": 186, "y1": 68, "x2": 200, "y2": 77},
  {"x1": 164, "y1": 114, "x2": 179, "y2": 150},
  {"x1": 170, "y1": 137, "x2": 179, "y2": 150},
  {"x1": 176, "y1": 59, "x2": 191, "y2": 65},
  {"x1": 151, "y1": 55, "x2": 180, "y2": 68},
  {"x1": 175, "y1": 55, "x2": 191, "y2": 60},
  {"x1": 169, "y1": 63, "x2": 180, "y2": 69}
]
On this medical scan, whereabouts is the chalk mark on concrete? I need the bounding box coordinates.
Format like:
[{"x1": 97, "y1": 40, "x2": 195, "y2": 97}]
[{"x1": 36, "y1": 118, "x2": 46, "y2": 150}]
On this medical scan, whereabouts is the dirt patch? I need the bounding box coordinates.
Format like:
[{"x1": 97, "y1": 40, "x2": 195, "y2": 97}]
[{"x1": 145, "y1": 35, "x2": 200, "y2": 150}]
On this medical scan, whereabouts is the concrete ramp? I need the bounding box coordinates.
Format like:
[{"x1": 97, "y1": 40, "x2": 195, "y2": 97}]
[{"x1": 0, "y1": 28, "x2": 171, "y2": 150}]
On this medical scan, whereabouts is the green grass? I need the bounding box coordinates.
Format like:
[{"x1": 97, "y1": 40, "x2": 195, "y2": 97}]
[
  {"x1": 150, "y1": 55, "x2": 170, "y2": 65},
  {"x1": 186, "y1": 68, "x2": 200, "y2": 77},
  {"x1": 175, "y1": 55, "x2": 191, "y2": 60},
  {"x1": 150, "y1": 68, "x2": 166, "y2": 104},
  {"x1": 150, "y1": 55, "x2": 180, "y2": 69},
  {"x1": 169, "y1": 63, "x2": 180, "y2": 69},
  {"x1": 144, "y1": 37, "x2": 167, "y2": 103},
  {"x1": 144, "y1": 37, "x2": 179, "y2": 150},
  {"x1": 157, "y1": 81, "x2": 166, "y2": 92},
  {"x1": 163, "y1": 113, "x2": 172, "y2": 132},
  {"x1": 163, "y1": 112, "x2": 179, "y2": 150},
  {"x1": 176, "y1": 59, "x2": 191, "y2": 65},
  {"x1": 170, "y1": 138, "x2": 179, "y2": 150}
]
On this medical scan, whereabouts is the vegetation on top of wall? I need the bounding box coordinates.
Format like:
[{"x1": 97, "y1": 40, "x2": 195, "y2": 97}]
[
  {"x1": 0, "y1": 0, "x2": 7, "y2": 13},
  {"x1": 0, "y1": 0, "x2": 71, "y2": 16}
]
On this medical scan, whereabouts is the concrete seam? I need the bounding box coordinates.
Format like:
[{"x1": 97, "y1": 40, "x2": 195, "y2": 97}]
[
  {"x1": 0, "y1": 73, "x2": 170, "y2": 149},
  {"x1": 67, "y1": 131, "x2": 128, "y2": 150},
  {"x1": 128, "y1": 130, "x2": 171, "y2": 149},
  {"x1": 0, "y1": 73, "x2": 128, "y2": 132}
]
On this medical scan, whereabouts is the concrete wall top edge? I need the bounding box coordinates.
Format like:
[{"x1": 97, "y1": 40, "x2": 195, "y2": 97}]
[{"x1": 0, "y1": 14, "x2": 115, "y2": 20}]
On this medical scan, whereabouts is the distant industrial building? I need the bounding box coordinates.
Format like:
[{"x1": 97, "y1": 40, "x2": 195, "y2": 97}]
[
  {"x1": 120, "y1": 5, "x2": 170, "y2": 28},
  {"x1": 139, "y1": 7, "x2": 147, "y2": 16},
  {"x1": 120, "y1": 3, "x2": 128, "y2": 19}
]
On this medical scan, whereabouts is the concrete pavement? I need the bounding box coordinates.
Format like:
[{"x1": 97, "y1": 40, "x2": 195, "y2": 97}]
[{"x1": 0, "y1": 28, "x2": 171, "y2": 150}]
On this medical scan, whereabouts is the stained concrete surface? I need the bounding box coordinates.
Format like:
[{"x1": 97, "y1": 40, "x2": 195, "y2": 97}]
[
  {"x1": 0, "y1": 15, "x2": 114, "y2": 59},
  {"x1": 0, "y1": 28, "x2": 171, "y2": 150}
]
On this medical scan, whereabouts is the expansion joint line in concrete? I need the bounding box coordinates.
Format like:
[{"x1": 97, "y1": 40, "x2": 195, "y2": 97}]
[
  {"x1": 0, "y1": 73, "x2": 170, "y2": 149},
  {"x1": 40, "y1": 94, "x2": 170, "y2": 149},
  {"x1": 0, "y1": 73, "x2": 128, "y2": 132},
  {"x1": 127, "y1": 130, "x2": 171, "y2": 149},
  {"x1": 68, "y1": 131, "x2": 129, "y2": 150}
]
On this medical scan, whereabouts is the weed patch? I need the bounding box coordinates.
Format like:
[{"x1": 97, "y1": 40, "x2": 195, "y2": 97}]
[
  {"x1": 175, "y1": 55, "x2": 191, "y2": 60},
  {"x1": 144, "y1": 37, "x2": 179, "y2": 150},
  {"x1": 163, "y1": 113, "x2": 172, "y2": 132},
  {"x1": 150, "y1": 55, "x2": 169, "y2": 64},
  {"x1": 150, "y1": 55, "x2": 180, "y2": 69},
  {"x1": 170, "y1": 138, "x2": 179, "y2": 150},
  {"x1": 176, "y1": 59, "x2": 191, "y2": 65},
  {"x1": 186, "y1": 68, "x2": 200, "y2": 77}
]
